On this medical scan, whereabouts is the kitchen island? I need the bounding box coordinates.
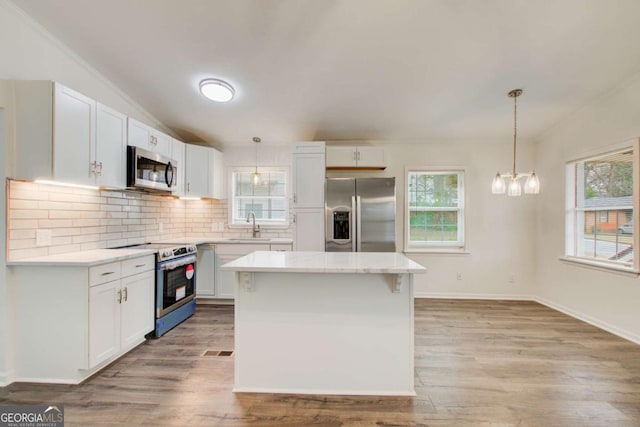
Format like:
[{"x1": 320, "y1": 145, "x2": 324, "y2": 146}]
[{"x1": 221, "y1": 251, "x2": 426, "y2": 396}]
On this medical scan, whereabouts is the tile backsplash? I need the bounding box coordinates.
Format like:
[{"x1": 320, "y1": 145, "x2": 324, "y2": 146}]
[{"x1": 6, "y1": 180, "x2": 293, "y2": 260}]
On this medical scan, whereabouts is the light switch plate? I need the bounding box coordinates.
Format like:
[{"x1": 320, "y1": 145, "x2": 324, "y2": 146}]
[{"x1": 36, "y1": 229, "x2": 52, "y2": 247}]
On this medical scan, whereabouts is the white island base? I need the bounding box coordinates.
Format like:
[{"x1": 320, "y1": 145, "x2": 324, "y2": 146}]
[{"x1": 222, "y1": 251, "x2": 426, "y2": 396}]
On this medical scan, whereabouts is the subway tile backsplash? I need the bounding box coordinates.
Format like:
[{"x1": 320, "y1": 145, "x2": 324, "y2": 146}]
[{"x1": 6, "y1": 180, "x2": 293, "y2": 260}]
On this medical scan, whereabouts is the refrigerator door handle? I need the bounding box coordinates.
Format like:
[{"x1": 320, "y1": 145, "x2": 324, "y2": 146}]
[
  {"x1": 356, "y1": 195, "x2": 362, "y2": 252},
  {"x1": 351, "y1": 196, "x2": 357, "y2": 252}
]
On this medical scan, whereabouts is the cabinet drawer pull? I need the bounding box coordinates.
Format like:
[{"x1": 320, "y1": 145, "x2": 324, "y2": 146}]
[
  {"x1": 101, "y1": 271, "x2": 115, "y2": 276},
  {"x1": 135, "y1": 264, "x2": 145, "y2": 268}
]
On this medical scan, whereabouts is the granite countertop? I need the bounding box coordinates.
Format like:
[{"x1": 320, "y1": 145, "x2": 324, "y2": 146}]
[
  {"x1": 220, "y1": 251, "x2": 427, "y2": 274},
  {"x1": 7, "y1": 237, "x2": 293, "y2": 266},
  {"x1": 6, "y1": 249, "x2": 157, "y2": 267}
]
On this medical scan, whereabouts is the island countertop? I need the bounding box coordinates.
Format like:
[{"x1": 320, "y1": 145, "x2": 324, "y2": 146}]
[{"x1": 221, "y1": 251, "x2": 426, "y2": 274}]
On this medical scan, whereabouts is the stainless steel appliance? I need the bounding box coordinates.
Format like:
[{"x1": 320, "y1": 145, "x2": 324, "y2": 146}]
[
  {"x1": 126, "y1": 146, "x2": 177, "y2": 192},
  {"x1": 115, "y1": 243, "x2": 197, "y2": 337},
  {"x1": 325, "y1": 177, "x2": 396, "y2": 252}
]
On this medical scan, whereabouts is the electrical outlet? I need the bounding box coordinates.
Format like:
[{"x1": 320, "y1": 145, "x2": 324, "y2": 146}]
[
  {"x1": 36, "y1": 229, "x2": 52, "y2": 247},
  {"x1": 508, "y1": 275, "x2": 515, "y2": 284},
  {"x1": 456, "y1": 272, "x2": 462, "y2": 280},
  {"x1": 158, "y1": 222, "x2": 164, "y2": 233}
]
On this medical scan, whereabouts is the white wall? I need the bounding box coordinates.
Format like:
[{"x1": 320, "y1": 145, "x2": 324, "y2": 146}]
[
  {"x1": 535, "y1": 71, "x2": 640, "y2": 344},
  {"x1": 0, "y1": 0, "x2": 172, "y2": 385},
  {"x1": 327, "y1": 140, "x2": 538, "y2": 299},
  {"x1": 0, "y1": 1, "x2": 170, "y2": 134}
]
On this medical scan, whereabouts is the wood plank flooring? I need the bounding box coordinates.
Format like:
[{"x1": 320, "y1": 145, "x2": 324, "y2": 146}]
[{"x1": 2, "y1": 299, "x2": 640, "y2": 426}]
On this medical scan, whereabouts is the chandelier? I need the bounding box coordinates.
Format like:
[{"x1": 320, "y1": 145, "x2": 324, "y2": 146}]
[{"x1": 491, "y1": 89, "x2": 540, "y2": 196}]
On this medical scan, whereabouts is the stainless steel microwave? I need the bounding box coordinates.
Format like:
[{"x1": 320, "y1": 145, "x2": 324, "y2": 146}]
[{"x1": 126, "y1": 146, "x2": 177, "y2": 192}]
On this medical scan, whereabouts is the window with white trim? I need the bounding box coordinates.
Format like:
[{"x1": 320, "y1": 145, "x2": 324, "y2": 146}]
[
  {"x1": 230, "y1": 168, "x2": 288, "y2": 226},
  {"x1": 565, "y1": 144, "x2": 638, "y2": 271},
  {"x1": 406, "y1": 169, "x2": 464, "y2": 250}
]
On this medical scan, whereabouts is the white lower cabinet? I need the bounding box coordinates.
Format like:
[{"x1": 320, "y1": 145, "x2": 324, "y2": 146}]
[
  {"x1": 196, "y1": 242, "x2": 292, "y2": 301},
  {"x1": 89, "y1": 280, "x2": 122, "y2": 367},
  {"x1": 196, "y1": 244, "x2": 216, "y2": 297},
  {"x1": 11, "y1": 254, "x2": 155, "y2": 384},
  {"x1": 89, "y1": 264, "x2": 154, "y2": 368},
  {"x1": 294, "y1": 208, "x2": 325, "y2": 251}
]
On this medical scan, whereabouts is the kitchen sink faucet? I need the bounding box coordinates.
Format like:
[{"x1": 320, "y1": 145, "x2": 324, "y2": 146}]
[{"x1": 246, "y1": 211, "x2": 260, "y2": 238}]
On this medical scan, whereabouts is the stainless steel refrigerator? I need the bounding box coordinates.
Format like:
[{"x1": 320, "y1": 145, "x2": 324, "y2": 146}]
[{"x1": 325, "y1": 177, "x2": 396, "y2": 252}]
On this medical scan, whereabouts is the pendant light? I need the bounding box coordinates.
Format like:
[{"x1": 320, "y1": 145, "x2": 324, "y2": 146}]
[
  {"x1": 252, "y1": 137, "x2": 261, "y2": 185},
  {"x1": 491, "y1": 89, "x2": 540, "y2": 196}
]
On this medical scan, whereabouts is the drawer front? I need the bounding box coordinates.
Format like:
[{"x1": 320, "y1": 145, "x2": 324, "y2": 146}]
[
  {"x1": 215, "y1": 244, "x2": 270, "y2": 255},
  {"x1": 121, "y1": 254, "x2": 155, "y2": 277},
  {"x1": 89, "y1": 261, "x2": 122, "y2": 286}
]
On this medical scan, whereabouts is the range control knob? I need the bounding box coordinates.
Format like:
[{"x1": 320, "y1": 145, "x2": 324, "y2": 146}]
[
  {"x1": 187, "y1": 246, "x2": 195, "y2": 252},
  {"x1": 163, "y1": 250, "x2": 172, "y2": 258}
]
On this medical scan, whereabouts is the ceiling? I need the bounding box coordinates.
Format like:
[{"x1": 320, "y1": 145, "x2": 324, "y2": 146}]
[{"x1": 10, "y1": 0, "x2": 640, "y2": 147}]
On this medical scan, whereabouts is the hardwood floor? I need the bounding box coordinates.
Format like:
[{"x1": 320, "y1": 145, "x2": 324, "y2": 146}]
[{"x1": 2, "y1": 299, "x2": 640, "y2": 426}]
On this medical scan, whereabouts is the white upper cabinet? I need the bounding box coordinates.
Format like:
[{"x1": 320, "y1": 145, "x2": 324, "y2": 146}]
[
  {"x1": 53, "y1": 83, "x2": 96, "y2": 184},
  {"x1": 209, "y1": 146, "x2": 226, "y2": 199},
  {"x1": 95, "y1": 103, "x2": 127, "y2": 188},
  {"x1": 292, "y1": 141, "x2": 325, "y2": 209},
  {"x1": 171, "y1": 138, "x2": 186, "y2": 197},
  {"x1": 185, "y1": 144, "x2": 209, "y2": 197},
  {"x1": 185, "y1": 143, "x2": 225, "y2": 199},
  {"x1": 127, "y1": 118, "x2": 172, "y2": 159},
  {"x1": 292, "y1": 142, "x2": 325, "y2": 251},
  {"x1": 326, "y1": 146, "x2": 385, "y2": 169},
  {"x1": 13, "y1": 81, "x2": 127, "y2": 187}
]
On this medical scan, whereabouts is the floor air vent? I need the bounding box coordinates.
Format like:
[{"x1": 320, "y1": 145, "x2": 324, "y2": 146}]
[{"x1": 203, "y1": 350, "x2": 233, "y2": 357}]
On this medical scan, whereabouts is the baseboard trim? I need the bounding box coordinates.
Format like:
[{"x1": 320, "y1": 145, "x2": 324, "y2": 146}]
[
  {"x1": 10, "y1": 376, "x2": 80, "y2": 385},
  {"x1": 535, "y1": 297, "x2": 640, "y2": 346},
  {"x1": 415, "y1": 292, "x2": 534, "y2": 301},
  {"x1": 0, "y1": 370, "x2": 15, "y2": 387},
  {"x1": 232, "y1": 387, "x2": 416, "y2": 396}
]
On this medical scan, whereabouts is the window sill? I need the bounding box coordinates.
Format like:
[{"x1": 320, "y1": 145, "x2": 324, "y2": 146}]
[
  {"x1": 404, "y1": 248, "x2": 470, "y2": 255},
  {"x1": 228, "y1": 224, "x2": 290, "y2": 230},
  {"x1": 559, "y1": 256, "x2": 640, "y2": 277}
]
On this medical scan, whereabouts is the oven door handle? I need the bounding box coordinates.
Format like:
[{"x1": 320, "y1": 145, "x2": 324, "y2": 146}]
[{"x1": 159, "y1": 254, "x2": 197, "y2": 270}]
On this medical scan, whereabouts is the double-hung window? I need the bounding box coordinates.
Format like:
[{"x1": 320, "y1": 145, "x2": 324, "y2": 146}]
[
  {"x1": 230, "y1": 168, "x2": 289, "y2": 227},
  {"x1": 565, "y1": 141, "x2": 638, "y2": 272},
  {"x1": 406, "y1": 169, "x2": 465, "y2": 251}
]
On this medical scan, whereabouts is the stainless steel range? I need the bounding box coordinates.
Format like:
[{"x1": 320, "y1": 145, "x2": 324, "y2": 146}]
[{"x1": 118, "y1": 243, "x2": 197, "y2": 337}]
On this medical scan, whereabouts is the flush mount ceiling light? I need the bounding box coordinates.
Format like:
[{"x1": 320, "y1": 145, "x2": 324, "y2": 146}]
[
  {"x1": 491, "y1": 89, "x2": 540, "y2": 196},
  {"x1": 199, "y1": 78, "x2": 235, "y2": 102}
]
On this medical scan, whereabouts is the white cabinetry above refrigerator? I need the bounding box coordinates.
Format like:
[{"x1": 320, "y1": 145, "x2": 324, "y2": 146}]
[{"x1": 326, "y1": 146, "x2": 385, "y2": 169}]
